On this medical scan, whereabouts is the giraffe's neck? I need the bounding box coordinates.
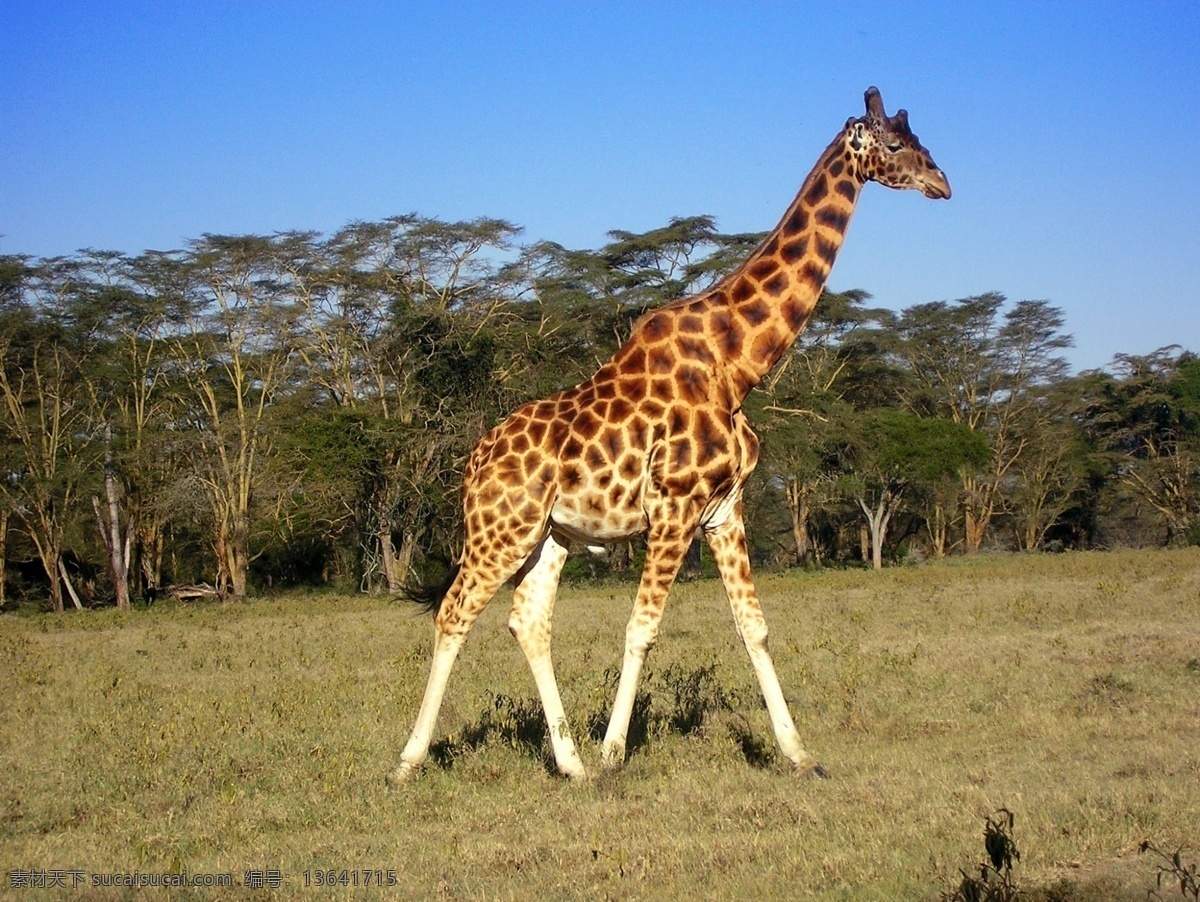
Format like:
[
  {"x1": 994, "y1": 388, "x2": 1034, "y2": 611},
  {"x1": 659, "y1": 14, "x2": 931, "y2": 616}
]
[{"x1": 713, "y1": 130, "x2": 863, "y2": 401}]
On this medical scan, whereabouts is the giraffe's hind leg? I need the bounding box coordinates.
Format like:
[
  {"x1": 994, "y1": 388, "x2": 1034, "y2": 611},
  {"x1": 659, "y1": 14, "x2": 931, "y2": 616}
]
[
  {"x1": 508, "y1": 530, "x2": 586, "y2": 779},
  {"x1": 388, "y1": 535, "x2": 543, "y2": 786},
  {"x1": 706, "y1": 511, "x2": 827, "y2": 778}
]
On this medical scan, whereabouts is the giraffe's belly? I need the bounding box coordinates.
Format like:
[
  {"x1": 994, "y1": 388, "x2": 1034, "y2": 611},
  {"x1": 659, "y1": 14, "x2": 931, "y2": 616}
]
[{"x1": 548, "y1": 483, "x2": 649, "y2": 545}]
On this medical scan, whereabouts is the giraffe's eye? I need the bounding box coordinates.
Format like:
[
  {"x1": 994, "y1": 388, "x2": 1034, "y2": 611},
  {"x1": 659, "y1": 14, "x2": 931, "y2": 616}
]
[{"x1": 886, "y1": 141, "x2": 903, "y2": 153}]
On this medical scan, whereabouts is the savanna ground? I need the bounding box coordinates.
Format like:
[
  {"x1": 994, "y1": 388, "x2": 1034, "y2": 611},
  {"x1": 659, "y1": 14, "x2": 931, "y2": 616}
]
[{"x1": 2, "y1": 548, "x2": 1198, "y2": 900}]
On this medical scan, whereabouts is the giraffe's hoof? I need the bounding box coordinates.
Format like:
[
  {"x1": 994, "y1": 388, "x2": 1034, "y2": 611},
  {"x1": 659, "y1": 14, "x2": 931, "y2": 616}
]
[
  {"x1": 385, "y1": 762, "x2": 420, "y2": 789},
  {"x1": 798, "y1": 761, "x2": 830, "y2": 780},
  {"x1": 561, "y1": 764, "x2": 590, "y2": 782},
  {"x1": 789, "y1": 751, "x2": 829, "y2": 779}
]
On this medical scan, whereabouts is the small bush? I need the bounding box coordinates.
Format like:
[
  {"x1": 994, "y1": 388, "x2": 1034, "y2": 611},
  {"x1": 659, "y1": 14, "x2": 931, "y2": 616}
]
[
  {"x1": 1140, "y1": 840, "x2": 1200, "y2": 900},
  {"x1": 944, "y1": 808, "x2": 1021, "y2": 902}
]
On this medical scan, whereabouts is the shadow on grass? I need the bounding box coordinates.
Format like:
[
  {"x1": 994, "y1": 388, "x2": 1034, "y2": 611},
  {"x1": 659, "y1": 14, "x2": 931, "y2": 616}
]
[
  {"x1": 427, "y1": 662, "x2": 776, "y2": 772},
  {"x1": 725, "y1": 717, "x2": 776, "y2": 769},
  {"x1": 429, "y1": 692, "x2": 553, "y2": 772}
]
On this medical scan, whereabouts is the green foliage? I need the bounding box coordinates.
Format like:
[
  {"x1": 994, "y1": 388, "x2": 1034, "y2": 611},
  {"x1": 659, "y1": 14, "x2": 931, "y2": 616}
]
[
  {"x1": 853, "y1": 409, "x2": 990, "y2": 483},
  {"x1": 828, "y1": 409, "x2": 989, "y2": 567}
]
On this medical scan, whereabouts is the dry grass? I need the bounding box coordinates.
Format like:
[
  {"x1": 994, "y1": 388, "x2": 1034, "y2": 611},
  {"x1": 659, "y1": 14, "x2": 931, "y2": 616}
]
[{"x1": 2, "y1": 548, "x2": 1199, "y2": 899}]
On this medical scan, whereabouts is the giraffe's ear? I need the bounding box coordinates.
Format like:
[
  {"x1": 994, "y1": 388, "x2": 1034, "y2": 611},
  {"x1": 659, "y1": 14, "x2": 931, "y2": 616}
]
[
  {"x1": 864, "y1": 86, "x2": 886, "y2": 120},
  {"x1": 889, "y1": 109, "x2": 911, "y2": 135}
]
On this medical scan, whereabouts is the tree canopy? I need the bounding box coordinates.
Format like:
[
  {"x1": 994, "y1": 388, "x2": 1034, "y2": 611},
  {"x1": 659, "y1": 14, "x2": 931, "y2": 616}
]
[{"x1": 0, "y1": 214, "x2": 1192, "y2": 609}]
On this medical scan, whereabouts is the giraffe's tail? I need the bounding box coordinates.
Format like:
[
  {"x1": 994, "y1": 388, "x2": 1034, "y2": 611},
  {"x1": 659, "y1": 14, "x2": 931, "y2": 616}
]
[{"x1": 401, "y1": 563, "x2": 462, "y2": 617}]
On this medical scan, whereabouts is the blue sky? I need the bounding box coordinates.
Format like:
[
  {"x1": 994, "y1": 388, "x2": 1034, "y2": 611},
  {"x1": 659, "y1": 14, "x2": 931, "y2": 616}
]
[{"x1": 2, "y1": 1, "x2": 1197, "y2": 372}]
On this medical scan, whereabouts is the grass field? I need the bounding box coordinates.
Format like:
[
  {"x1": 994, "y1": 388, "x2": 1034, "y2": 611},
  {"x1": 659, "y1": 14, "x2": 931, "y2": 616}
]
[{"x1": 2, "y1": 548, "x2": 1199, "y2": 899}]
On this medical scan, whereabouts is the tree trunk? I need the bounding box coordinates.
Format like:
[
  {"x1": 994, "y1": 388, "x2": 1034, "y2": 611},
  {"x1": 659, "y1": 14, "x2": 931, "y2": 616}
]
[
  {"x1": 0, "y1": 510, "x2": 7, "y2": 609},
  {"x1": 140, "y1": 521, "x2": 164, "y2": 593},
  {"x1": 925, "y1": 501, "x2": 949, "y2": 558},
  {"x1": 964, "y1": 508, "x2": 987, "y2": 555},
  {"x1": 213, "y1": 518, "x2": 230, "y2": 595},
  {"x1": 857, "y1": 491, "x2": 896, "y2": 571},
  {"x1": 379, "y1": 528, "x2": 400, "y2": 594},
  {"x1": 1021, "y1": 520, "x2": 1039, "y2": 552},
  {"x1": 786, "y1": 478, "x2": 811, "y2": 565},
  {"x1": 33, "y1": 541, "x2": 65, "y2": 613},
  {"x1": 94, "y1": 498, "x2": 129, "y2": 608},
  {"x1": 124, "y1": 485, "x2": 145, "y2": 598},
  {"x1": 93, "y1": 424, "x2": 130, "y2": 609},
  {"x1": 961, "y1": 473, "x2": 994, "y2": 554},
  {"x1": 212, "y1": 513, "x2": 247, "y2": 599},
  {"x1": 48, "y1": 566, "x2": 63, "y2": 612},
  {"x1": 56, "y1": 558, "x2": 84, "y2": 610},
  {"x1": 396, "y1": 529, "x2": 418, "y2": 587},
  {"x1": 229, "y1": 515, "x2": 249, "y2": 598}
]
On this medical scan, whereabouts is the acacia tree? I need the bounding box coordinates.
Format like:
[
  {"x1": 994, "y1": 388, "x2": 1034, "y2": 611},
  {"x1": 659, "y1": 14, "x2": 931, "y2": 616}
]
[
  {"x1": 1088, "y1": 348, "x2": 1200, "y2": 545},
  {"x1": 283, "y1": 217, "x2": 529, "y2": 590},
  {"x1": 0, "y1": 255, "x2": 27, "y2": 608},
  {"x1": 50, "y1": 249, "x2": 183, "y2": 606},
  {"x1": 1007, "y1": 385, "x2": 1093, "y2": 551},
  {"x1": 887, "y1": 294, "x2": 1072, "y2": 553},
  {"x1": 96, "y1": 252, "x2": 196, "y2": 596},
  {"x1": 530, "y1": 216, "x2": 765, "y2": 367},
  {"x1": 0, "y1": 259, "x2": 98, "y2": 609},
  {"x1": 286, "y1": 224, "x2": 404, "y2": 413},
  {"x1": 0, "y1": 341, "x2": 92, "y2": 610},
  {"x1": 167, "y1": 235, "x2": 300, "y2": 598},
  {"x1": 600, "y1": 215, "x2": 763, "y2": 306},
  {"x1": 759, "y1": 410, "x2": 837, "y2": 565},
  {"x1": 273, "y1": 228, "x2": 390, "y2": 586},
  {"x1": 374, "y1": 217, "x2": 536, "y2": 585},
  {"x1": 835, "y1": 409, "x2": 988, "y2": 569}
]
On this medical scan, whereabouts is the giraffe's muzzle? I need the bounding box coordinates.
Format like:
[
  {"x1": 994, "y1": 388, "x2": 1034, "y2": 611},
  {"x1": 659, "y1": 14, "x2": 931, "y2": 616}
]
[{"x1": 921, "y1": 169, "x2": 952, "y2": 200}]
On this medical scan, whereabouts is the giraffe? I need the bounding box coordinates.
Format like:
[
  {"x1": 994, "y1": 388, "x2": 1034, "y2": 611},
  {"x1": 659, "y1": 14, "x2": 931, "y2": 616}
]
[{"x1": 388, "y1": 87, "x2": 950, "y2": 785}]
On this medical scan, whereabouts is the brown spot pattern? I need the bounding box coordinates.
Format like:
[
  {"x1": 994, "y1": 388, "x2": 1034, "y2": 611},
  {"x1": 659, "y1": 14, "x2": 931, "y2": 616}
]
[
  {"x1": 642, "y1": 314, "x2": 671, "y2": 342},
  {"x1": 803, "y1": 174, "x2": 828, "y2": 206},
  {"x1": 764, "y1": 272, "x2": 790, "y2": 297},
  {"x1": 816, "y1": 206, "x2": 850, "y2": 233}
]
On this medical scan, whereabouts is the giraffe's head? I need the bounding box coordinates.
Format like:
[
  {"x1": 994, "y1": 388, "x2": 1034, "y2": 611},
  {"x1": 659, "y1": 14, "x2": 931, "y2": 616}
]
[{"x1": 845, "y1": 87, "x2": 951, "y2": 200}]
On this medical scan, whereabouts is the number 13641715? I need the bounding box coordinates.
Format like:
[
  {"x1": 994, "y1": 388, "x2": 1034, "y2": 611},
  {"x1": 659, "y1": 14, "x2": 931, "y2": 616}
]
[{"x1": 304, "y1": 869, "x2": 397, "y2": 888}]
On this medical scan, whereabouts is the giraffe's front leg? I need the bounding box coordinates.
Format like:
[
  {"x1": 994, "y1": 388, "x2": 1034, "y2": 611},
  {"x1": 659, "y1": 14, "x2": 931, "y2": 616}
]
[
  {"x1": 706, "y1": 512, "x2": 828, "y2": 778},
  {"x1": 601, "y1": 524, "x2": 693, "y2": 768}
]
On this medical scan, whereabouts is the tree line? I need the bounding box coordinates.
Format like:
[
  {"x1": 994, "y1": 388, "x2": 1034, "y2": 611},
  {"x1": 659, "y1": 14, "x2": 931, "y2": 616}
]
[{"x1": 1, "y1": 214, "x2": 1196, "y2": 610}]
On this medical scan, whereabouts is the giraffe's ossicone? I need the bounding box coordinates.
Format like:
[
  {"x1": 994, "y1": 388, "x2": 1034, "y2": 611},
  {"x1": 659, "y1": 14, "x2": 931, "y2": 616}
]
[{"x1": 388, "y1": 87, "x2": 950, "y2": 785}]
